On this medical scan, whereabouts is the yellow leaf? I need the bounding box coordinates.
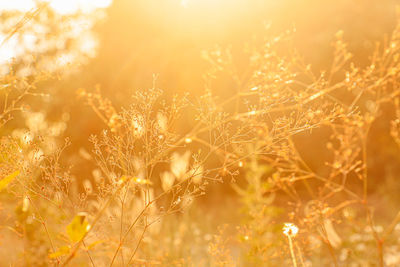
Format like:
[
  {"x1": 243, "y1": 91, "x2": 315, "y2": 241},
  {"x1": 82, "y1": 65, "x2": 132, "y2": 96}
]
[
  {"x1": 133, "y1": 177, "x2": 153, "y2": 185},
  {"x1": 118, "y1": 175, "x2": 130, "y2": 184},
  {"x1": 49, "y1": 245, "x2": 70, "y2": 258},
  {"x1": 66, "y1": 212, "x2": 91, "y2": 243},
  {"x1": 87, "y1": 240, "x2": 105, "y2": 250},
  {"x1": 0, "y1": 170, "x2": 20, "y2": 192},
  {"x1": 118, "y1": 175, "x2": 152, "y2": 186}
]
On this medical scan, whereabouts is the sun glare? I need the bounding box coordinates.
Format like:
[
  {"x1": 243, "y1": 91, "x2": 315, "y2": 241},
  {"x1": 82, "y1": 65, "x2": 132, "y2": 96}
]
[
  {"x1": 0, "y1": 0, "x2": 112, "y2": 72},
  {"x1": 48, "y1": 0, "x2": 113, "y2": 15},
  {"x1": 0, "y1": 38, "x2": 17, "y2": 69},
  {"x1": 0, "y1": 0, "x2": 113, "y2": 14},
  {"x1": 0, "y1": 0, "x2": 36, "y2": 12},
  {"x1": 180, "y1": 0, "x2": 189, "y2": 8}
]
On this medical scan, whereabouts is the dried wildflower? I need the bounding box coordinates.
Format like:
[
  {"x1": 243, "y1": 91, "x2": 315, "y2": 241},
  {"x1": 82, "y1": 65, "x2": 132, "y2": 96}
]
[
  {"x1": 156, "y1": 112, "x2": 168, "y2": 133},
  {"x1": 190, "y1": 164, "x2": 204, "y2": 184},
  {"x1": 131, "y1": 114, "x2": 145, "y2": 138},
  {"x1": 83, "y1": 179, "x2": 93, "y2": 194},
  {"x1": 108, "y1": 113, "x2": 121, "y2": 132}
]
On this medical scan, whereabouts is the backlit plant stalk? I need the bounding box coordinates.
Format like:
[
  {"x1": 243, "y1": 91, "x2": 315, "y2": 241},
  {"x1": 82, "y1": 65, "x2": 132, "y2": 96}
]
[{"x1": 283, "y1": 223, "x2": 299, "y2": 267}]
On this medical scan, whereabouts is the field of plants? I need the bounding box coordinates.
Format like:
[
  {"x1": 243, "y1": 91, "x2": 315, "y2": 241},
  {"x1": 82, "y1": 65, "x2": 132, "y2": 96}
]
[{"x1": 1, "y1": 0, "x2": 400, "y2": 266}]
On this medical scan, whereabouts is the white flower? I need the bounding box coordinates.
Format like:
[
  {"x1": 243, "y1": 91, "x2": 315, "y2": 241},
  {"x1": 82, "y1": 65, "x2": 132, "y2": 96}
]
[{"x1": 283, "y1": 223, "x2": 299, "y2": 237}]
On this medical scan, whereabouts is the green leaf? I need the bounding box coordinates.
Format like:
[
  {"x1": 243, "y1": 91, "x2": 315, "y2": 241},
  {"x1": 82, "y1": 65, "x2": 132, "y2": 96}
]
[
  {"x1": 66, "y1": 212, "x2": 91, "y2": 243},
  {"x1": 0, "y1": 170, "x2": 20, "y2": 192},
  {"x1": 49, "y1": 245, "x2": 70, "y2": 258}
]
